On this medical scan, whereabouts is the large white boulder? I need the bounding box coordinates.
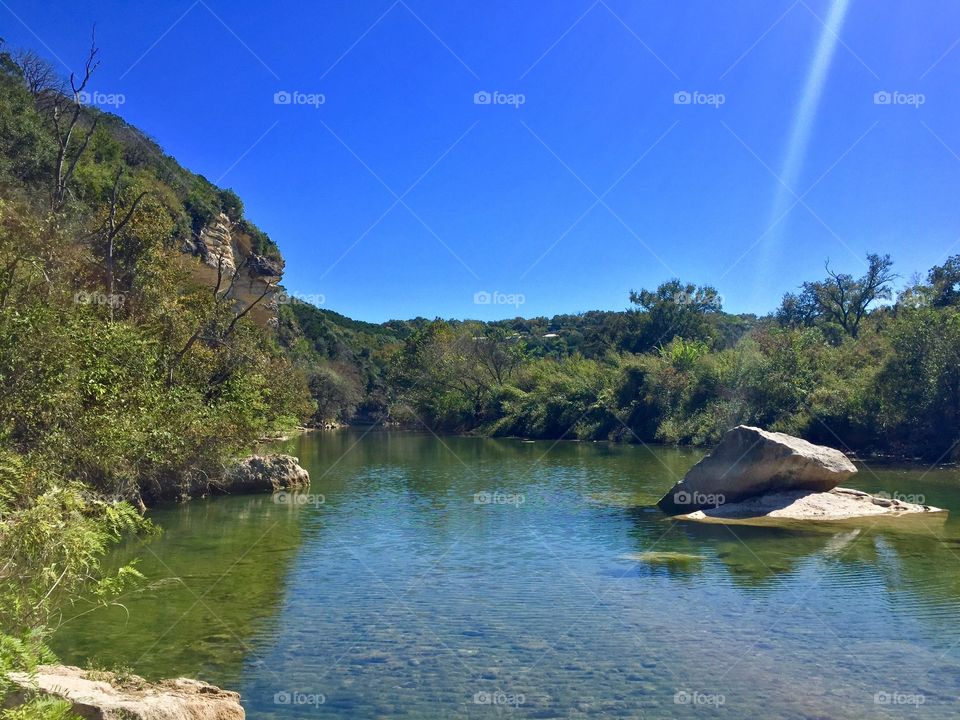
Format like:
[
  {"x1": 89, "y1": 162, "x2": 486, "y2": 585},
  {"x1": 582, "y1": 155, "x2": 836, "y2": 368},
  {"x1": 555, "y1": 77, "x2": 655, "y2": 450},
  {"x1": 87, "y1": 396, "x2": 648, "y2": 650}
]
[{"x1": 658, "y1": 426, "x2": 857, "y2": 515}]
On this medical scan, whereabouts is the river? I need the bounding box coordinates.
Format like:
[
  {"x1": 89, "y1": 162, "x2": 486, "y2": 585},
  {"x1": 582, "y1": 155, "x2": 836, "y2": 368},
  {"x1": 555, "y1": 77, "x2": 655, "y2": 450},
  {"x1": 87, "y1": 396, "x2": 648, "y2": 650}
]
[{"x1": 53, "y1": 430, "x2": 960, "y2": 718}]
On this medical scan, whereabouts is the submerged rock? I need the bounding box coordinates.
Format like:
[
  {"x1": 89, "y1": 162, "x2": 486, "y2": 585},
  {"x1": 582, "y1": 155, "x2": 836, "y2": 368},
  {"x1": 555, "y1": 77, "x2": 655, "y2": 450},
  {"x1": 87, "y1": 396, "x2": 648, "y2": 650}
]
[
  {"x1": 657, "y1": 426, "x2": 857, "y2": 515},
  {"x1": 6, "y1": 664, "x2": 244, "y2": 719},
  {"x1": 222, "y1": 454, "x2": 310, "y2": 494},
  {"x1": 620, "y1": 551, "x2": 704, "y2": 565}
]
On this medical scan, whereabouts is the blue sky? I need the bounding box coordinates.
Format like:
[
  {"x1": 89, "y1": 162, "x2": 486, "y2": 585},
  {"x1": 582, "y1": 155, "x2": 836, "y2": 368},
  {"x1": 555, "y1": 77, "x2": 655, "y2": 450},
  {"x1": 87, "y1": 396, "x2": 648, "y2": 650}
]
[{"x1": 4, "y1": 0, "x2": 960, "y2": 321}]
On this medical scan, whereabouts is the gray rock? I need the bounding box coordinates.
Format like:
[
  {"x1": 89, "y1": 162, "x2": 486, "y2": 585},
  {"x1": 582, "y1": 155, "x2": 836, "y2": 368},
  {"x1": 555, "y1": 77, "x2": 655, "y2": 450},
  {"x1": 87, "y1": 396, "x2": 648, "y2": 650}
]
[
  {"x1": 223, "y1": 454, "x2": 309, "y2": 494},
  {"x1": 6, "y1": 664, "x2": 244, "y2": 719},
  {"x1": 246, "y1": 253, "x2": 284, "y2": 278},
  {"x1": 658, "y1": 426, "x2": 857, "y2": 514}
]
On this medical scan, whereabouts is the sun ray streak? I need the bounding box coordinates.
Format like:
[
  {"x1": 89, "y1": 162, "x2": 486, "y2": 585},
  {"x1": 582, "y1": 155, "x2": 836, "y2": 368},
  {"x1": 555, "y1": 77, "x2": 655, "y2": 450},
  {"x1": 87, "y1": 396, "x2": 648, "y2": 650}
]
[{"x1": 756, "y1": 0, "x2": 853, "y2": 293}]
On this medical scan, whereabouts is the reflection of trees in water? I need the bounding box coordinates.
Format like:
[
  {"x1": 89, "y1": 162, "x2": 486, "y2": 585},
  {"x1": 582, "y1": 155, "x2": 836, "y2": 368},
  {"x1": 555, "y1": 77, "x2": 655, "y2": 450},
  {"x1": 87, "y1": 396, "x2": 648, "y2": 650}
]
[
  {"x1": 52, "y1": 494, "x2": 310, "y2": 686},
  {"x1": 623, "y1": 502, "x2": 960, "y2": 642}
]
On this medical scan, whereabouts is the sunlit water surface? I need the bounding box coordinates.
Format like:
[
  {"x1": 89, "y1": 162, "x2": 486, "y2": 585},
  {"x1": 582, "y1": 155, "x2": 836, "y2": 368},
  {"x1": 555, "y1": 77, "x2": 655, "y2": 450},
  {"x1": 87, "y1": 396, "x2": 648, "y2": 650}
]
[{"x1": 54, "y1": 431, "x2": 960, "y2": 718}]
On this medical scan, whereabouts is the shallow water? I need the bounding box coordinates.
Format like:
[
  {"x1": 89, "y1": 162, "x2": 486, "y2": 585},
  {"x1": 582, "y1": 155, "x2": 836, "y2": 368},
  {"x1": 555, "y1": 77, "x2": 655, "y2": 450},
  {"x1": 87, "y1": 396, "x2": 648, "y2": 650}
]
[{"x1": 54, "y1": 431, "x2": 960, "y2": 718}]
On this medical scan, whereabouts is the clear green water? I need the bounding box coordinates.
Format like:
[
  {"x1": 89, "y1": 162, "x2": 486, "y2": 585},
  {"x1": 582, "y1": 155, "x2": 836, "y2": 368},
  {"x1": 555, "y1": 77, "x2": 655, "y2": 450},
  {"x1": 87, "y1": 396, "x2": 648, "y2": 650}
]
[{"x1": 53, "y1": 431, "x2": 960, "y2": 718}]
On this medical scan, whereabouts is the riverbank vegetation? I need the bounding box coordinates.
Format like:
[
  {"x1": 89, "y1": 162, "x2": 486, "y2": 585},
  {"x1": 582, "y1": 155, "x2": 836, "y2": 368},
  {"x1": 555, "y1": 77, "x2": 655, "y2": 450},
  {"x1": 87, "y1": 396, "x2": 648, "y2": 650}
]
[
  {"x1": 0, "y1": 37, "x2": 310, "y2": 716},
  {"x1": 387, "y1": 254, "x2": 960, "y2": 462}
]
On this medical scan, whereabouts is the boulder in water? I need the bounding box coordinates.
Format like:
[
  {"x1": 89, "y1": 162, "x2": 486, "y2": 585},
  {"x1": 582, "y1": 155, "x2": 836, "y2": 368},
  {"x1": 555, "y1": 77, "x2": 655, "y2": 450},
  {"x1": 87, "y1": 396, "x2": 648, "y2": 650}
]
[{"x1": 658, "y1": 426, "x2": 857, "y2": 515}]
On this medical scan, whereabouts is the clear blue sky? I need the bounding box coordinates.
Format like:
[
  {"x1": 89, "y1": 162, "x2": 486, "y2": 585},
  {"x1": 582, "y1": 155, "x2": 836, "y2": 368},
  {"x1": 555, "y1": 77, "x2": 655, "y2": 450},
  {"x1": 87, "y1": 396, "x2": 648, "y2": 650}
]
[{"x1": 5, "y1": 0, "x2": 960, "y2": 322}]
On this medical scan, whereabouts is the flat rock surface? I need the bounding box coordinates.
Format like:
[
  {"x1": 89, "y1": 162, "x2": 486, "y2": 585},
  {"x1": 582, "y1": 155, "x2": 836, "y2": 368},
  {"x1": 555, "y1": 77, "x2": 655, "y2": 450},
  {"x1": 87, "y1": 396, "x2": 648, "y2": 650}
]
[
  {"x1": 675, "y1": 487, "x2": 946, "y2": 524},
  {"x1": 7, "y1": 664, "x2": 244, "y2": 720}
]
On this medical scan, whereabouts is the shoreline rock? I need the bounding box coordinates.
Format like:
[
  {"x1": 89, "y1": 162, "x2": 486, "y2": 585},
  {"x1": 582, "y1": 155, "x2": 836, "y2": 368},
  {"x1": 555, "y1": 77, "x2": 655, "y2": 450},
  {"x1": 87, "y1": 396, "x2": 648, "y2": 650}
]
[
  {"x1": 658, "y1": 425, "x2": 857, "y2": 515},
  {"x1": 221, "y1": 454, "x2": 310, "y2": 494},
  {"x1": 6, "y1": 664, "x2": 244, "y2": 719}
]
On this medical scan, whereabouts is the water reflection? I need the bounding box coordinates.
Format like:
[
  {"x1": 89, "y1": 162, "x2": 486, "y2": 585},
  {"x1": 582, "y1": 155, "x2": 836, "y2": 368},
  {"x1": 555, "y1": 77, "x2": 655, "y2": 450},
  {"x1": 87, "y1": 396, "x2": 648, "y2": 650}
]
[{"x1": 52, "y1": 431, "x2": 960, "y2": 719}]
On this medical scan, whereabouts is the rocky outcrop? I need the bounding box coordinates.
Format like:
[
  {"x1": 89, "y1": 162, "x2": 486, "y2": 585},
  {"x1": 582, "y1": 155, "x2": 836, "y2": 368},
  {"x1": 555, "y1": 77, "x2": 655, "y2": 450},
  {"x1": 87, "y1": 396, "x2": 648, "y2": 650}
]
[
  {"x1": 222, "y1": 454, "x2": 310, "y2": 494},
  {"x1": 246, "y1": 253, "x2": 284, "y2": 278},
  {"x1": 658, "y1": 426, "x2": 857, "y2": 514},
  {"x1": 193, "y1": 214, "x2": 237, "y2": 274},
  {"x1": 676, "y1": 487, "x2": 945, "y2": 524},
  {"x1": 6, "y1": 664, "x2": 244, "y2": 720},
  {"x1": 185, "y1": 213, "x2": 283, "y2": 328}
]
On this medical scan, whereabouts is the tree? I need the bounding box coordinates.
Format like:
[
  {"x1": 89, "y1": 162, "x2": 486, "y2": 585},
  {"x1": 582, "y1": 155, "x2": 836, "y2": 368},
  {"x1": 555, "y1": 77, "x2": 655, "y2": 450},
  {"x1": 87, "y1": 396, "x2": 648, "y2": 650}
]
[
  {"x1": 391, "y1": 321, "x2": 525, "y2": 427},
  {"x1": 781, "y1": 254, "x2": 897, "y2": 338},
  {"x1": 11, "y1": 48, "x2": 62, "y2": 97},
  {"x1": 218, "y1": 188, "x2": 243, "y2": 222},
  {"x1": 928, "y1": 255, "x2": 960, "y2": 308},
  {"x1": 776, "y1": 287, "x2": 820, "y2": 328},
  {"x1": 627, "y1": 279, "x2": 722, "y2": 351},
  {"x1": 92, "y1": 168, "x2": 149, "y2": 321},
  {"x1": 49, "y1": 29, "x2": 100, "y2": 211}
]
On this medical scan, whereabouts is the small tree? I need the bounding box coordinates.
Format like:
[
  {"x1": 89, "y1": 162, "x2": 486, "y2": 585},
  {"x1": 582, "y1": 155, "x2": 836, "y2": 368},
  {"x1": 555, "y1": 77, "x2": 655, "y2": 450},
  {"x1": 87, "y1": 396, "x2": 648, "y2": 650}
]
[
  {"x1": 49, "y1": 28, "x2": 100, "y2": 211},
  {"x1": 11, "y1": 48, "x2": 62, "y2": 97}
]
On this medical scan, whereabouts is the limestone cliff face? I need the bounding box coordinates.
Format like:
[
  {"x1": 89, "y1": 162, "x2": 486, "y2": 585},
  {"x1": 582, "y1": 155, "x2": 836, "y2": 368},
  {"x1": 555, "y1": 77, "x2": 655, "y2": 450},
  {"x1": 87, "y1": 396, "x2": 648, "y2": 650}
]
[
  {"x1": 186, "y1": 212, "x2": 285, "y2": 327},
  {"x1": 196, "y1": 213, "x2": 237, "y2": 274}
]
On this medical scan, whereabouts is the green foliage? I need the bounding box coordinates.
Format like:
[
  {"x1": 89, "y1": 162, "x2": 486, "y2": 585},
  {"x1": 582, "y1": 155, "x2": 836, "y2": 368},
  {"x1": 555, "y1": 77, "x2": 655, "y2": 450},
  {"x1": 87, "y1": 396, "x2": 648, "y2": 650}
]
[
  {"x1": 217, "y1": 188, "x2": 243, "y2": 222},
  {"x1": 874, "y1": 307, "x2": 960, "y2": 456},
  {"x1": 388, "y1": 270, "x2": 960, "y2": 460},
  {"x1": 778, "y1": 254, "x2": 897, "y2": 338},
  {"x1": 627, "y1": 279, "x2": 723, "y2": 351},
  {"x1": 277, "y1": 301, "x2": 402, "y2": 424},
  {"x1": 1, "y1": 632, "x2": 79, "y2": 718},
  {"x1": 927, "y1": 255, "x2": 960, "y2": 308},
  {"x1": 0, "y1": 39, "x2": 315, "y2": 714},
  {"x1": 233, "y1": 219, "x2": 280, "y2": 260}
]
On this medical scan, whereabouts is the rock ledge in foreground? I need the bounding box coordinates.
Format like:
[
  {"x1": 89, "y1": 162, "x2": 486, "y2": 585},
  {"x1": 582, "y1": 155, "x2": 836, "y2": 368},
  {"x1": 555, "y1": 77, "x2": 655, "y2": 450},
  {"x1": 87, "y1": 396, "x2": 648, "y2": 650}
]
[
  {"x1": 222, "y1": 453, "x2": 309, "y2": 494},
  {"x1": 658, "y1": 425, "x2": 857, "y2": 514},
  {"x1": 6, "y1": 664, "x2": 244, "y2": 720},
  {"x1": 675, "y1": 487, "x2": 945, "y2": 524}
]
